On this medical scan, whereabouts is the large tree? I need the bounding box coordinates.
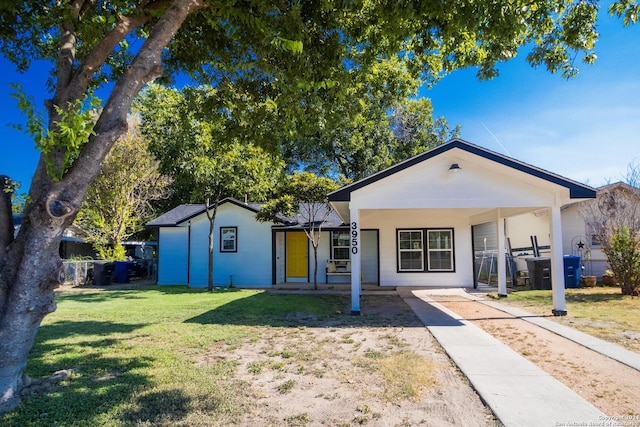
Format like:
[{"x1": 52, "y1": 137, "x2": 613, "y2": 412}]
[
  {"x1": 75, "y1": 116, "x2": 170, "y2": 260},
  {"x1": 282, "y1": 59, "x2": 459, "y2": 181},
  {"x1": 137, "y1": 84, "x2": 284, "y2": 290},
  {"x1": 0, "y1": 0, "x2": 635, "y2": 413}
]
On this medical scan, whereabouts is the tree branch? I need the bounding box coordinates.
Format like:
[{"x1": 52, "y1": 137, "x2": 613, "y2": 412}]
[
  {"x1": 54, "y1": 0, "x2": 84, "y2": 98},
  {"x1": 0, "y1": 176, "x2": 14, "y2": 254},
  {"x1": 64, "y1": 1, "x2": 170, "y2": 104},
  {"x1": 60, "y1": 0, "x2": 205, "y2": 209}
]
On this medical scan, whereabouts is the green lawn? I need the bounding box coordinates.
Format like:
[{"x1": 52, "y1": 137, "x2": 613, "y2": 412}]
[
  {"x1": 500, "y1": 286, "x2": 640, "y2": 353},
  {"x1": 1, "y1": 287, "x2": 344, "y2": 427}
]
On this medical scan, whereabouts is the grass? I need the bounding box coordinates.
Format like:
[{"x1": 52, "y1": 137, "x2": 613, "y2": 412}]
[
  {"x1": 1, "y1": 287, "x2": 343, "y2": 427},
  {"x1": 379, "y1": 351, "x2": 436, "y2": 402},
  {"x1": 1, "y1": 287, "x2": 440, "y2": 426},
  {"x1": 500, "y1": 286, "x2": 640, "y2": 352}
]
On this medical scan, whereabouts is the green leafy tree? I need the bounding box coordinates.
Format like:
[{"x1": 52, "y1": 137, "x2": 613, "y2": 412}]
[
  {"x1": 138, "y1": 84, "x2": 284, "y2": 291},
  {"x1": 75, "y1": 116, "x2": 170, "y2": 260},
  {"x1": 282, "y1": 61, "x2": 458, "y2": 181},
  {"x1": 0, "y1": 0, "x2": 636, "y2": 413},
  {"x1": 389, "y1": 98, "x2": 461, "y2": 163},
  {"x1": 257, "y1": 172, "x2": 339, "y2": 289}
]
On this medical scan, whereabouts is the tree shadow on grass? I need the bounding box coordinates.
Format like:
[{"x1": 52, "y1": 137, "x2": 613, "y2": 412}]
[
  {"x1": 185, "y1": 292, "x2": 424, "y2": 328},
  {"x1": 514, "y1": 288, "x2": 629, "y2": 305},
  {"x1": 28, "y1": 320, "x2": 149, "y2": 375},
  {"x1": 0, "y1": 320, "x2": 156, "y2": 427},
  {"x1": 566, "y1": 290, "x2": 628, "y2": 304},
  {"x1": 55, "y1": 290, "x2": 149, "y2": 304}
]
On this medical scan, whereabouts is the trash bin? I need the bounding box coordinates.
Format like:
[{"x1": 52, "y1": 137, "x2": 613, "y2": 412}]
[
  {"x1": 114, "y1": 261, "x2": 131, "y2": 283},
  {"x1": 526, "y1": 257, "x2": 552, "y2": 290},
  {"x1": 93, "y1": 261, "x2": 114, "y2": 286},
  {"x1": 563, "y1": 255, "x2": 581, "y2": 288}
]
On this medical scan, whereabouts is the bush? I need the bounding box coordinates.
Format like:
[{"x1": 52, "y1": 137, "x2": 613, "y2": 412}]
[{"x1": 603, "y1": 227, "x2": 640, "y2": 296}]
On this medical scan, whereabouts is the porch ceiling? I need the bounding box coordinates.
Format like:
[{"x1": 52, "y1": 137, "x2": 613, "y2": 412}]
[{"x1": 330, "y1": 203, "x2": 549, "y2": 226}]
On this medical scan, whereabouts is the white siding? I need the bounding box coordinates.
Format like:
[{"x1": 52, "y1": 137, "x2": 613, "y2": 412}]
[
  {"x1": 275, "y1": 232, "x2": 285, "y2": 283},
  {"x1": 314, "y1": 232, "x2": 331, "y2": 283},
  {"x1": 503, "y1": 204, "x2": 609, "y2": 278},
  {"x1": 360, "y1": 209, "x2": 473, "y2": 287},
  {"x1": 352, "y1": 150, "x2": 568, "y2": 211},
  {"x1": 562, "y1": 204, "x2": 608, "y2": 278},
  {"x1": 473, "y1": 222, "x2": 497, "y2": 253},
  {"x1": 506, "y1": 211, "x2": 551, "y2": 254},
  {"x1": 157, "y1": 227, "x2": 189, "y2": 285},
  {"x1": 361, "y1": 230, "x2": 379, "y2": 284}
]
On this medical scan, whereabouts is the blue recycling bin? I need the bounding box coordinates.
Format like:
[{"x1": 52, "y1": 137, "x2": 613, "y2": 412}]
[
  {"x1": 114, "y1": 261, "x2": 131, "y2": 283},
  {"x1": 563, "y1": 255, "x2": 581, "y2": 288}
]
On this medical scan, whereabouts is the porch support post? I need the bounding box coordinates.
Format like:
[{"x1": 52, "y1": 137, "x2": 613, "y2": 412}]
[
  {"x1": 550, "y1": 205, "x2": 567, "y2": 316},
  {"x1": 350, "y1": 204, "x2": 361, "y2": 315},
  {"x1": 497, "y1": 212, "x2": 508, "y2": 297}
]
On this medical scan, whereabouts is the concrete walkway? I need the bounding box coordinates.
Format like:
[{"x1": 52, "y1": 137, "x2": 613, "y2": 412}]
[{"x1": 397, "y1": 288, "x2": 608, "y2": 427}]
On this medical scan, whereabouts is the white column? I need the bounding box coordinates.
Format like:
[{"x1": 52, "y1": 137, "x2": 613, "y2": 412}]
[
  {"x1": 550, "y1": 205, "x2": 567, "y2": 315},
  {"x1": 497, "y1": 212, "x2": 507, "y2": 297},
  {"x1": 350, "y1": 205, "x2": 361, "y2": 315}
]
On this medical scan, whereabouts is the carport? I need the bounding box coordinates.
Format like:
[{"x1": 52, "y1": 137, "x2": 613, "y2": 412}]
[{"x1": 328, "y1": 139, "x2": 596, "y2": 315}]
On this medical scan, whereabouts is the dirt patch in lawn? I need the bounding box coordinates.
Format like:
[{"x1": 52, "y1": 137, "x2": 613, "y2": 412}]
[
  {"x1": 196, "y1": 294, "x2": 499, "y2": 427},
  {"x1": 430, "y1": 295, "x2": 640, "y2": 417}
]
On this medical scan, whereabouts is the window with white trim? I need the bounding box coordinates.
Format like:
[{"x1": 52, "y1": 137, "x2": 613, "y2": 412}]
[
  {"x1": 220, "y1": 227, "x2": 237, "y2": 252},
  {"x1": 331, "y1": 230, "x2": 350, "y2": 260},
  {"x1": 398, "y1": 230, "x2": 424, "y2": 271},
  {"x1": 427, "y1": 229, "x2": 454, "y2": 271}
]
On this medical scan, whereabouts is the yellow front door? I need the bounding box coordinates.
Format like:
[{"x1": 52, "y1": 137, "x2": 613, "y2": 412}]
[{"x1": 287, "y1": 232, "x2": 309, "y2": 278}]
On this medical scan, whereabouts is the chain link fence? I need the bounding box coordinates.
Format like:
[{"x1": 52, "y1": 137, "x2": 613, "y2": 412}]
[{"x1": 62, "y1": 260, "x2": 93, "y2": 286}]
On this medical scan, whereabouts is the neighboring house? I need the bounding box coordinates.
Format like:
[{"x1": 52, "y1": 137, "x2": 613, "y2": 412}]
[
  {"x1": 13, "y1": 213, "x2": 96, "y2": 258},
  {"x1": 501, "y1": 181, "x2": 640, "y2": 280},
  {"x1": 148, "y1": 139, "x2": 597, "y2": 315}
]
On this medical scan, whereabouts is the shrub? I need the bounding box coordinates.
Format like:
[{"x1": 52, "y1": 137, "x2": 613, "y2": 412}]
[{"x1": 603, "y1": 227, "x2": 640, "y2": 296}]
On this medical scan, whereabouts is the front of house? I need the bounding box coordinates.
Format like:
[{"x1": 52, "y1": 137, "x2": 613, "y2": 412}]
[{"x1": 148, "y1": 139, "x2": 597, "y2": 315}]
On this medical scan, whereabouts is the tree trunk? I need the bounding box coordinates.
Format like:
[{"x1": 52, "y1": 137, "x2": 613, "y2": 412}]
[
  {"x1": 0, "y1": 171, "x2": 75, "y2": 413},
  {"x1": 205, "y1": 195, "x2": 220, "y2": 292},
  {"x1": 208, "y1": 220, "x2": 214, "y2": 291},
  {"x1": 0, "y1": 0, "x2": 204, "y2": 413},
  {"x1": 312, "y1": 244, "x2": 318, "y2": 290}
]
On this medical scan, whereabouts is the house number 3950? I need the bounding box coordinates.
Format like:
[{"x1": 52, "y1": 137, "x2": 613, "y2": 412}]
[{"x1": 351, "y1": 222, "x2": 358, "y2": 255}]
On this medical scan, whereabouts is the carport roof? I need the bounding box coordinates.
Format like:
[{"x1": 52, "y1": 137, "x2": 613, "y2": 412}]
[{"x1": 328, "y1": 139, "x2": 596, "y2": 202}]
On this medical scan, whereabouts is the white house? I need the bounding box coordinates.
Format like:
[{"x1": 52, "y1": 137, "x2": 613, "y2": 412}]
[
  {"x1": 148, "y1": 139, "x2": 597, "y2": 316},
  {"x1": 327, "y1": 139, "x2": 596, "y2": 315}
]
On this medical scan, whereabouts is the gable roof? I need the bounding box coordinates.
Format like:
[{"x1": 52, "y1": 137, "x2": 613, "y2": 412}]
[
  {"x1": 272, "y1": 203, "x2": 346, "y2": 229},
  {"x1": 146, "y1": 198, "x2": 262, "y2": 227},
  {"x1": 329, "y1": 138, "x2": 596, "y2": 202},
  {"x1": 597, "y1": 181, "x2": 640, "y2": 194},
  {"x1": 148, "y1": 197, "x2": 347, "y2": 229}
]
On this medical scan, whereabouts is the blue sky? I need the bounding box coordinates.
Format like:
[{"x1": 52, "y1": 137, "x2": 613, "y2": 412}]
[
  {"x1": 1, "y1": 12, "x2": 639, "y2": 192},
  {"x1": 424, "y1": 12, "x2": 640, "y2": 187}
]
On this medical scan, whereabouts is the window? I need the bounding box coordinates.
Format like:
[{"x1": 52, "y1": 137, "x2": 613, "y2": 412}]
[
  {"x1": 331, "y1": 230, "x2": 350, "y2": 260},
  {"x1": 398, "y1": 230, "x2": 424, "y2": 271},
  {"x1": 220, "y1": 227, "x2": 237, "y2": 252},
  {"x1": 427, "y1": 229, "x2": 454, "y2": 271},
  {"x1": 397, "y1": 228, "x2": 455, "y2": 272}
]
